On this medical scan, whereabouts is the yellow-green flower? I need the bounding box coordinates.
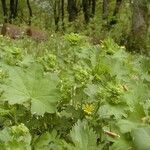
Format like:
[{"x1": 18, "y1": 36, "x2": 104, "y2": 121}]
[
  {"x1": 83, "y1": 104, "x2": 94, "y2": 115},
  {"x1": 101, "y1": 44, "x2": 105, "y2": 48},
  {"x1": 120, "y1": 46, "x2": 125, "y2": 49}
]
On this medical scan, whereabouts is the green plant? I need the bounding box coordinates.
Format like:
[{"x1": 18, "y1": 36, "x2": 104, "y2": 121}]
[{"x1": 0, "y1": 35, "x2": 149, "y2": 149}]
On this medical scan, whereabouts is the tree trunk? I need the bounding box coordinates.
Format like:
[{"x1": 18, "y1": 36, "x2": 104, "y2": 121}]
[
  {"x1": 113, "y1": 0, "x2": 122, "y2": 16},
  {"x1": 82, "y1": 0, "x2": 90, "y2": 23},
  {"x1": 109, "y1": 0, "x2": 123, "y2": 26},
  {"x1": 91, "y1": 0, "x2": 96, "y2": 17},
  {"x1": 102, "y1": 0, "x2": 109, "y2": 20},
  {"x1": 131, "y1": 0, "x2": 149, "y2": 53},
  {"x1": 61, "y1": 0, "x2": 64, "y2": 29},
  {"x1": 1, "y1": 0, "x2": 8, "y2": 22},
  {"x1": 9, "y1": 0, "x2": 19, "y2": 23},
  {"x1": 9, "y1": 0, "x2": 15, "y2": 23},
  {"x1": 54, "y1": 0, "x2": 61, "y2": 31},
  {"x1": 67, "y1": 0, "x2": 78, "y2": 22},
  {"x1": 14, "y1": 0, "x2": 18, "y2": 18},
  {"x1": 26, "y1": 0, "x2": 32, "y2": 25}
]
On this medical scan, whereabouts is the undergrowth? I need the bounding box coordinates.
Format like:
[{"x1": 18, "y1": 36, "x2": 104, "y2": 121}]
[{"x1": 0, "y1": 34, "x2": 150, "y2": 150}]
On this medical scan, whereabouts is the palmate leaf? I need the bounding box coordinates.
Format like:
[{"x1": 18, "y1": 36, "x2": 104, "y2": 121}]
[
  {"x1": 33, "y1": 132, "x2": 52, "y2": 150},
  {"x1": 110, "y1": 137, "x2": 131, "y2": 150},
  {"x1": 117, "y1": 119, "x2": 139, "y2": 133},
  {"x1": 131, "y1": 127, "x2": 150, "y2": 150},
  {"x1": 2, "y1": 64, "x2": 60, "y2": 115},
  {"x1": 70, "y1": 120, "x2": 99, "y2": 150},
  {"x1": 98, "y1": 104, "x2": 127, "y2": 119},
  {"x1": 33, "y1": 131, "x2": 66, "y2": 150}
]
